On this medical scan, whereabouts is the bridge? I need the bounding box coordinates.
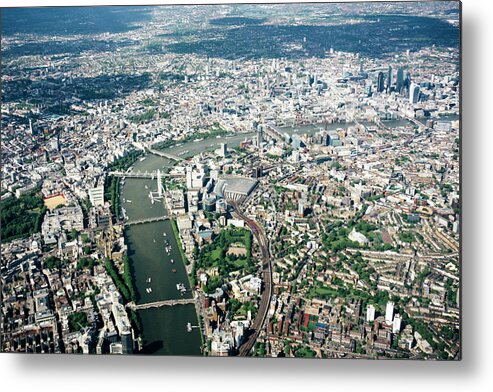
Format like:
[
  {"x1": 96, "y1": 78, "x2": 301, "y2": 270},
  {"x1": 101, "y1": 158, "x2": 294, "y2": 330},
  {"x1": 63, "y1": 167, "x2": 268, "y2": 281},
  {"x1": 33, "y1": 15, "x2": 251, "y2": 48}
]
[
  {"x1": 124, "y1": 215, "x2": 169, "y2": 226},
  {"x1": 405, "y1": 115, "x2": 426, "y2": 129},
  {"x1": 373, "y1": 117, "x2": 390, "y2": 132},
  {"x1": 265, "y1": 123, "x2": 285, "y2": 142},
  {"x1": 127, "y1": 298, "x2": 196, "y2": 310},
  {"x1": 108, "y1": 170, "x2": 184, "y2": 179},
  {"x1": 147, "y1": 148, "x2": 184, "y2": 162}
]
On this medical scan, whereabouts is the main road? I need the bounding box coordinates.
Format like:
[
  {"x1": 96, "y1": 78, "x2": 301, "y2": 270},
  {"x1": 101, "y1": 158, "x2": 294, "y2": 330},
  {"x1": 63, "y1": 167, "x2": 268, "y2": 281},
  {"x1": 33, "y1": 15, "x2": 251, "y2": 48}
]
[{"x1": 229, "y1": 200, "x2": 273, "y2": 356}]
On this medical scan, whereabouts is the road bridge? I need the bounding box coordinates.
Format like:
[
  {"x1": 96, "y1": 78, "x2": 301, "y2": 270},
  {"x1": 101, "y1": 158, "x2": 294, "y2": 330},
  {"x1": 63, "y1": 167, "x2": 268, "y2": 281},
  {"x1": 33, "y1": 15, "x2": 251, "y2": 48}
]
[
  {"x1": 127, "y1": 298, "x2": 196, "y2": 310},
  {"x1": 264, "y1": 123, "x2": 285, "y2": 142},
  {"x1": 124, "y1": 215, "x2": 169, "y2": 226},
  {"x1": 147, "y1": 148, "x2": 184, "y2": 162},
  {"x1": 108, "y1": 170, "x2": 184, "y2": 179}
]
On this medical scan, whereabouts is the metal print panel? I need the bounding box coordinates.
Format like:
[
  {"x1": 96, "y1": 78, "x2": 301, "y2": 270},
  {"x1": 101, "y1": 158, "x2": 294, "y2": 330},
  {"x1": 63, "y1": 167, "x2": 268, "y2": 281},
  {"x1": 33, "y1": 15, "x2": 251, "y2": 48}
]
[{"x1": 0, "y1": 1, "x2": 461, "y2": 359}]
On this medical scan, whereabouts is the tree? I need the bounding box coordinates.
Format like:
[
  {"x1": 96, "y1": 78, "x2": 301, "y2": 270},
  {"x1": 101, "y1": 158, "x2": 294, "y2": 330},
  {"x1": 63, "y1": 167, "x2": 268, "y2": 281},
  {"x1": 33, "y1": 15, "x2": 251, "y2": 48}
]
[
  {"x1": 68, "y1": 312, "x2": 88, "y2": 332},
  {"x1": 44, "y1": 256, "x2": 64, "y2": 270}
]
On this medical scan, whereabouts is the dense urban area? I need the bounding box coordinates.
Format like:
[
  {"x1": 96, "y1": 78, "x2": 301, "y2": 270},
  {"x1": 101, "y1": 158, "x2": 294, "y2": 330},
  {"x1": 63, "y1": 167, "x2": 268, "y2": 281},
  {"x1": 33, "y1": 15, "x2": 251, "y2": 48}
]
[{"x1": 1, "y1": 2, "x2": 460, "y2": 359}]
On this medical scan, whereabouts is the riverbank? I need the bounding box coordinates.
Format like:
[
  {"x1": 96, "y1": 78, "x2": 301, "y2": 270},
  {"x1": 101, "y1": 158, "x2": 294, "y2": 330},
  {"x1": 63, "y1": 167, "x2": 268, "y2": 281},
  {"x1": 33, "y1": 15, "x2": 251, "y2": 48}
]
[
  {"x1": 170, "y1": 218, "x2": 206, "y2": 352},
  {"x1": 112, "y1": 132, "x2": 262, "y2": 355},
  {"x1": 170, "y1": 219, "x2": 189, "y2": 266},
  {"x1": 120, "y1": 154, "x2": 202, "y2": 355}
]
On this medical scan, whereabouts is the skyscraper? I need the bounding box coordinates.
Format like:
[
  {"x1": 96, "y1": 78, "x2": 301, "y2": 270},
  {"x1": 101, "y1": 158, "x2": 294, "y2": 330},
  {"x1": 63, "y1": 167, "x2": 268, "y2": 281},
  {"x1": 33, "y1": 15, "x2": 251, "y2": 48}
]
[
  {"x1": 386, "y1": 65, "x2": 393, "y2": 92},
  {"x1": 410, "y1": 82, "x2": 420, "y2": 104},
  {"x1": 396, "y1": 67, "x2": 404, "y2": 93},
  {"x1": 404, "y1": 72, "x2": 412, "y2": 95},
  {"x1": 377, "y1": 71, "x2": 385, "y2": 93}
]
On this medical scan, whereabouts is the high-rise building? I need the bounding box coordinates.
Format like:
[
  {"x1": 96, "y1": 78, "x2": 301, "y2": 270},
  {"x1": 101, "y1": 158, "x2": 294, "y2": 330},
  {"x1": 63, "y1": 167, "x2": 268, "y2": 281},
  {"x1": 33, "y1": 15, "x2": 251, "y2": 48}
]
[
  {"x1": 203, "y1": 195, "x2": 216, "y2": 212},
  {"x1": 218, "y1": 143, "x2": 228, "y2": 157},
  {"x1": 410, "y1": 82, "x2": 420, "y2": 104},
  {"x1": 253, "y1": 166, "x2": 263, "y2": 178},
  {"x1": 386, "y1": 65, "x2": 393, "y2": 91},
  {"x1": 385, "y1": 301, "x2": 394, "y2": 324},
  {"x1": 404, "y1": 72, "x2": 412, "y2": 94},
  {"x1": 366, "y1": 304, "x2": 376, "y2": 322},
  {"x1": 377, "y1": 71, "x2": 385, "y2": 93},
  {"x1": 392, "y1": 313, "x2": 402, "y2": 333},
  {"x1": 298, "y1": 198, "x2": 305, "y2": 217},
  {"x1": 396, "y1": 67, "x2": 404, "y2": 93},
  {"x1": 186, "y1": 166, "x2": 206, "y2": 190},
  {"x1": 257, "y1": 126, "x2": 263, "y2": 147}
]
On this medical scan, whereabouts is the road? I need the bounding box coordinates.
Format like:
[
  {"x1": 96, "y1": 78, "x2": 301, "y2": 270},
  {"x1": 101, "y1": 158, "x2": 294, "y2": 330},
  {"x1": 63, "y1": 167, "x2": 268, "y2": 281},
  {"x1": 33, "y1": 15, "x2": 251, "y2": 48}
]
[{"x1": 229, "y1": 200, "x2": 273, "y2": 356}]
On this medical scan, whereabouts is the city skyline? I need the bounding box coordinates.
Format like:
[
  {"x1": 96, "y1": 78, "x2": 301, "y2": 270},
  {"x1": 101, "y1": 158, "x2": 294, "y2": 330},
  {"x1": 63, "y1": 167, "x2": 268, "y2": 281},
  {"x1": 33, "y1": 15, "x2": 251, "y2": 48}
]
[{"x1": 1, "y1": 1, "x2": 461, "y2": 358}]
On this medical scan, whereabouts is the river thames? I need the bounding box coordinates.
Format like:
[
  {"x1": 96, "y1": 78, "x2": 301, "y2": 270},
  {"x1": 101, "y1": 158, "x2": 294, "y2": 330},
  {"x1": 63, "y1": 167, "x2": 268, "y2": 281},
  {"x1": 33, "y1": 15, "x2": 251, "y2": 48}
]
[{"x1": 120, "y1": 133, "x2": 255, "y2": 355}]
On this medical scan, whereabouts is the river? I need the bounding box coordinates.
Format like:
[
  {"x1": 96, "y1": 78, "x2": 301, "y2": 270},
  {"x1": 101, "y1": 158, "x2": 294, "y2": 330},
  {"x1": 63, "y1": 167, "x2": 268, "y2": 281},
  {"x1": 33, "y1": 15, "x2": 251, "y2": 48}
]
[{"x1": 120, "y1": 133, "x2": 255, "y2": 355}]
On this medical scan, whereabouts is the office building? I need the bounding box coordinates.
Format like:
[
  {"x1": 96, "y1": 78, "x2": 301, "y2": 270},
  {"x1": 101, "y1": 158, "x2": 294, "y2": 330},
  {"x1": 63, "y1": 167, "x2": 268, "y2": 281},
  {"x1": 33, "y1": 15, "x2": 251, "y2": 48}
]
[
  {"x1": 217, "y1": 143, "x2": 228, "y2": 158},
  {"x1": 410, "y1": 82, "x2": 420, "y2": 104},
  {"x1": 377, "y1": 71, "x2": 385, "y2": 93},
  {"x1": 396, "y1": 67, "x2": 404, "y2": 93},
  {"x1": 386, "y1": 65, "x2": 393, "y2": 91}
]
